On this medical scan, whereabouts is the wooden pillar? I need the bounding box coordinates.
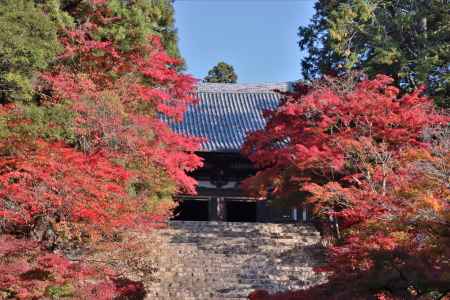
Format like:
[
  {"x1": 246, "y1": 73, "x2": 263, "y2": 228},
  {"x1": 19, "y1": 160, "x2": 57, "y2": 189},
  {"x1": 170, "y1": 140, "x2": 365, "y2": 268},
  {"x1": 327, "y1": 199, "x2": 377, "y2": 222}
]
[
  {"x1": 292, "y1": 208, "x2": 298, "y2": 222},
  {"x1": 209, "y1": 197, "x2": 226, "y2": 221},
  {"x1": 209, "y1": 197, "x2": 217, "y2": 221},
  {"x1": 217, "y1": 197, "x2": 226, "y2": 221},
  {"x1": 256, "y1": 200, "x2": 269, "y2": 222}
]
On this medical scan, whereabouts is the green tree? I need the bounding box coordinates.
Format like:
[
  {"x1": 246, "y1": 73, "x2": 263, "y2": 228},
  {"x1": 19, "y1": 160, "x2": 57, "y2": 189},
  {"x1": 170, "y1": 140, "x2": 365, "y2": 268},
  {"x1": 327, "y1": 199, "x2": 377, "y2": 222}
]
[
  {"x1": 0, "y1": 0, "x2": 183, "y2": 103},
  {"x1": 299, "y1": 0, "x2": 450, "y2": 108},
  {"x1": 204, "y1": 62, "x2": 238, "y2": 83},
  {"x1": 0, "y1": 0, "x2": 63, "y2": 103},
  {"x1": 60, "y1": 0, "x2": 182, "y2": 58},
  {"x1": 148, "y1": 0, "x2": 182, "y2": 59}
]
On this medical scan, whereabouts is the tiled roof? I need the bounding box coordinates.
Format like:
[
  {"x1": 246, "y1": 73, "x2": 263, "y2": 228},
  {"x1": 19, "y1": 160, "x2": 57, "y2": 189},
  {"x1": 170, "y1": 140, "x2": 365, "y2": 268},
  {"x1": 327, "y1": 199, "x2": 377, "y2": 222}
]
[
  {"x1": 164, "y1": 83, "x2": 290, "y2": 152},
  {"x1": 196, "y1": 82, "x2": 293, "y2": 93}
]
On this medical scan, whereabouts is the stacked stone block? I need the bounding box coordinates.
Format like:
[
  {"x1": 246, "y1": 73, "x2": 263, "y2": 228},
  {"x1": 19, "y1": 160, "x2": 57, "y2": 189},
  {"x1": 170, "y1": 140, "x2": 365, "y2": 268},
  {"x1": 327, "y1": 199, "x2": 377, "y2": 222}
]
[{"x1": 136, "y1": 221, "x2": 326, "y2": 299}]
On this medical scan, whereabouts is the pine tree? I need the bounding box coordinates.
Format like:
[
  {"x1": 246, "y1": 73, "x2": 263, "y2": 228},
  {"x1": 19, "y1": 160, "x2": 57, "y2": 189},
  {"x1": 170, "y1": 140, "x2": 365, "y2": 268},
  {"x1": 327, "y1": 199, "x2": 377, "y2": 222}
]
[
  {"x1": 60, "y1": 0, "x2": 182, "y2": 58},
  {"x1": 0, "y1": 0, "x2": 62, "y2": 103},
  {"x1": 0, "y1": 0, "x2": 183, "y2": 104},
  {"x1": 298, "y1": 0, "x2": 450, "y2": 108},
  {"x1": 204, "y1": 62, "x2": 238, "y2": 83}
]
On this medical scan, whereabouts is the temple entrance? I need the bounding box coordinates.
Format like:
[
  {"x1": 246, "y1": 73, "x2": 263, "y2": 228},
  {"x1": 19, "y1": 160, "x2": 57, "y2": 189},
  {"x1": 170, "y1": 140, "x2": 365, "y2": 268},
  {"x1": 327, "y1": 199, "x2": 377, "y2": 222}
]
[
  {"x1": 172, "y1": 199, "x2": 209, "y2": 221},
  {"x1": 226, "y1": 201, "x2": 257, "y2": 222},
  {"x1": 171, "y1": 196, "x2": 308, "y2": 223}
]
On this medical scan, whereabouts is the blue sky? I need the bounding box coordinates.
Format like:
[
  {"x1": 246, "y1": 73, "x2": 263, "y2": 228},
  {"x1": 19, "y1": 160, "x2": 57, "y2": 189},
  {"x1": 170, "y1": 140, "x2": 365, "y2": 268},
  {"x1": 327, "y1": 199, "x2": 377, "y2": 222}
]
[{"x1": 174, "y1": 0, "x2": 316, "y2": 83}]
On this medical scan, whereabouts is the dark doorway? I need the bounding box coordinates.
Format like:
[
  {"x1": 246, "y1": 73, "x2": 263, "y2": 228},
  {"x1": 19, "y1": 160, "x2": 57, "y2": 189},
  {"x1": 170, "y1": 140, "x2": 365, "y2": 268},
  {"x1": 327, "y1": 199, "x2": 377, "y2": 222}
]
[
  {"x1": 226, "y1": 201, "x2": 257, "y2": 222},
  {"x1": 172, "y1": 200, "x2": 209, "y2": 221}
]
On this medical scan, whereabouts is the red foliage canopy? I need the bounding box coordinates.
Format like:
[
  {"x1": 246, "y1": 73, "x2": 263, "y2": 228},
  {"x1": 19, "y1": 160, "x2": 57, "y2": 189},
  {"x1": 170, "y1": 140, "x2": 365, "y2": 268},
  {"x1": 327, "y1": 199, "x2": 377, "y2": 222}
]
[
  {"x1": 0, "y1": 235, "x2": 145, "y2": 299},
  {"x1": 243, "y1": 75, "x2": 449, "y2": 299},
  {"x1": 0, "y1": 1, "x2": 202, "y2": 239},
  {"x1": 243, "y1": 76, "x2": 445, "y2": 200},
  {"x1": 1, "y1": 2, "x2": 203, "y2": 298},
  {"x1": 41, "y1": 18, "x2": 202, "y2": 194}
]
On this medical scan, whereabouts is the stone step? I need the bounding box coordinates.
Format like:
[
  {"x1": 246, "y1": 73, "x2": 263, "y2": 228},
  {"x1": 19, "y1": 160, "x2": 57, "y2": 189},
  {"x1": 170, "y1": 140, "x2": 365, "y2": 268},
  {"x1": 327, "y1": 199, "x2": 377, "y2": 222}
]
[{"x1": 133, "y1": 221, "x2": 327, "y2": 299}]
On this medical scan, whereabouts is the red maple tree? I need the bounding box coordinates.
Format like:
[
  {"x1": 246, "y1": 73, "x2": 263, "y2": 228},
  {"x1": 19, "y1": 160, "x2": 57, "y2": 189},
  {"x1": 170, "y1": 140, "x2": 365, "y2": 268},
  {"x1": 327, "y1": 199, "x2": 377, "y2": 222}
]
[
  {"x1": 0, "y1": 1, "x2": 201, "y2": 298},
  {"x1": 244, "y1": 75, "x2": 449, "y2": 299}
]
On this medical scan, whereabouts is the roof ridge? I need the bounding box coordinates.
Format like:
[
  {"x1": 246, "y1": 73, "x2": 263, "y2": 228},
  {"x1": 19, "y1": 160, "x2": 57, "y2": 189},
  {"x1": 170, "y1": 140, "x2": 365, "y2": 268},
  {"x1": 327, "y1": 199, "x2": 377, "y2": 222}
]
[
  {"x1": 195, "y1": 91, "x2": 285, "y2": 94},
  {"x1": 195, "y1": 82, "x2": 294, "y2": 93}
]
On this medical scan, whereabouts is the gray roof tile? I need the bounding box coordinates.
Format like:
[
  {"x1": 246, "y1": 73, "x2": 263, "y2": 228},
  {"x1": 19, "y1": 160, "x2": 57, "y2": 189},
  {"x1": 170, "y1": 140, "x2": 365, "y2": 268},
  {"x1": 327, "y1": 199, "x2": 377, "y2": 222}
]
[{"x1": 163, "y1": 83, "x2": 288, "y2": 152}]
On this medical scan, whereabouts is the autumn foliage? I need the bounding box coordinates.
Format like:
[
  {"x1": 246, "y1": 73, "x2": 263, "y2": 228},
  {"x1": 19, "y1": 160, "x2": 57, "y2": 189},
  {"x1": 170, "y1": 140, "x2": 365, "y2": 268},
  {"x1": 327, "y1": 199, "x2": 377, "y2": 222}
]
[
  {"x1": 243, "y1": 75, "x2": 449, "y2": 299},
  {"x1": 0, "y1": 1, "x2": 201, "y2": 298},
  {"x1": 0, "y1": 234, "x2": 147, "y2": 299}
]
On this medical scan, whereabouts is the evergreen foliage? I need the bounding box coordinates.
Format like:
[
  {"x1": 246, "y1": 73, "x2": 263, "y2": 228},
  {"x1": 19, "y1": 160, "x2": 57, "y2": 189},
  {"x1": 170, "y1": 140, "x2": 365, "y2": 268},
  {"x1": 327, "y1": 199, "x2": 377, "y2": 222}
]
[
  {"x1": 204, "y1": 62, "x2": 238, "y2": 83},
  {"x1": 0, "y1": 0, "x2": 182, "y2": 104},
  {"x1": 0, "y1": 0, "x2": 62, "y2": 103},
  {"x1": 299, "y1": 0, "x2": 450, "y2": 108},
  {"x1": 60, "y1": 0, "x2": 182, "y2": 58}
]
